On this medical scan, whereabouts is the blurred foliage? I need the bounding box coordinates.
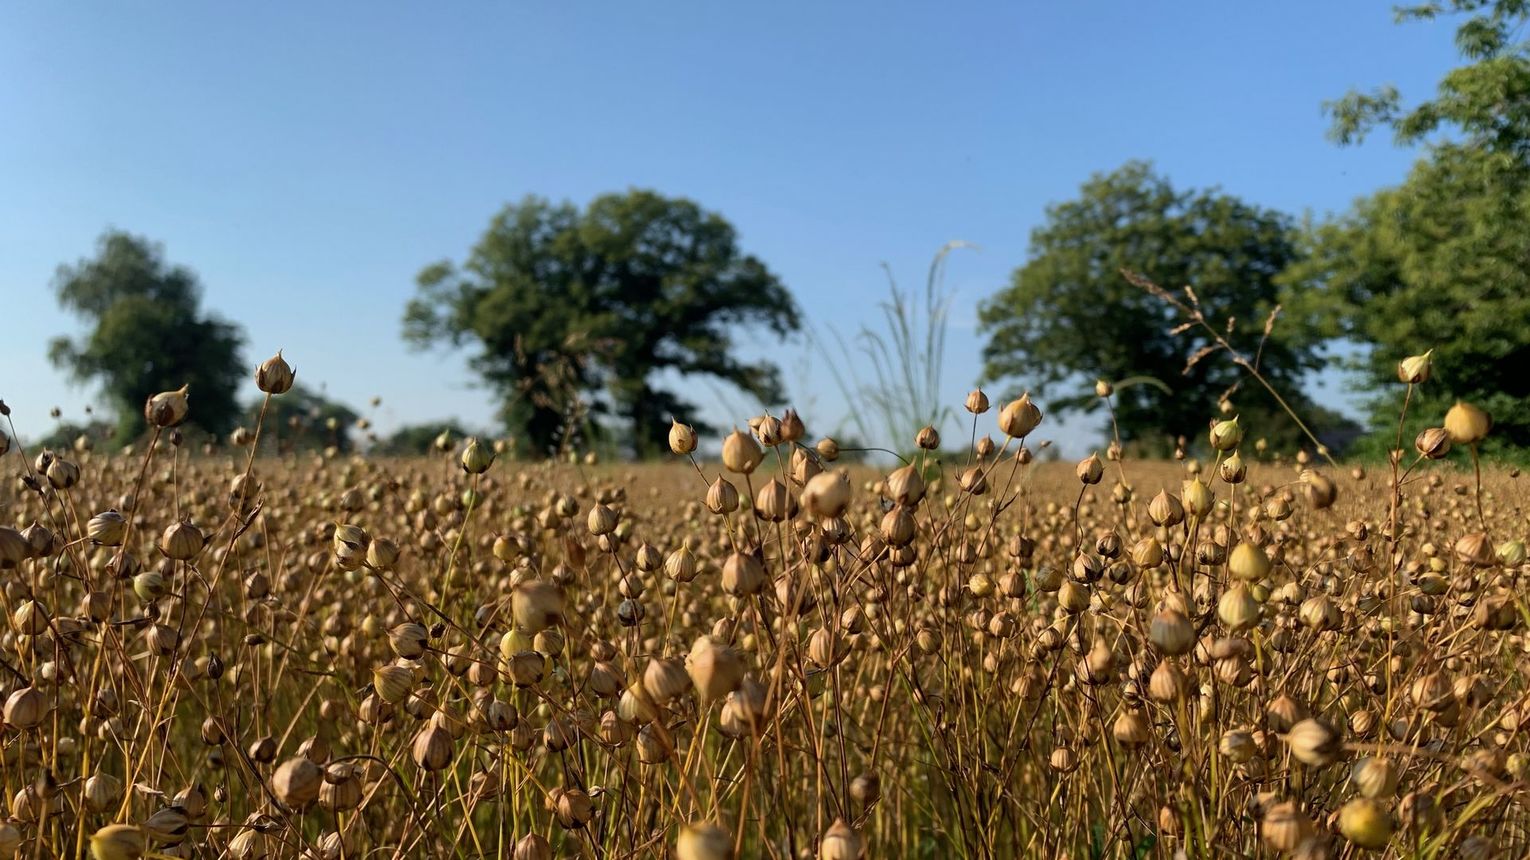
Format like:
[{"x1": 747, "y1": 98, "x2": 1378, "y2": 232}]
[
  {"x1": 373, "y1": 421, "x2": 472, "y2": 457},
  {"x1": 254, "y1": 384, "x2": 360, "y2": 453},
  {"x1": 978, "y1": 162, "x2": 1333, "y2": 456},
  {"x1": 30, "y1": 419, "x2": 114, "y2": 455},
  {"x1": 403, "y1": 190, "x2": 800, "y2": 459},
  {"x1": 48, "y1": 231, "x2": 245, "y2": 445}
]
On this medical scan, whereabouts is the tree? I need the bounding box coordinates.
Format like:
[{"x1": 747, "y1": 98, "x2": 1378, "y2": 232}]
[
  {"x1": 978, "y1": 162, "x2": 1327, "y2": 453},
  {"x1": 1285, "y1": 0, "x2": 1530, "y2": 454},
  {"x1": 404, "y1": 190, "x2": 800, "y2": 458},
  {"x1": 49, "y1": 231, "x2": 245, "y2": 444}
]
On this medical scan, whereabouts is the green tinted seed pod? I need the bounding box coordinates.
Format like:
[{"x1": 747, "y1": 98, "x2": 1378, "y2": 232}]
[
  {"x1": 1338, "y1": 797, "x2": 1394, "y2": 850},
  {"x1": 460, "y1": 437, "x2": 495, "y2": 474},
  {"x1": 1397, "y1": 350, "x2": 1431, "y2": 384},
  {"x1": 1229, "y1": 542, "x2": 1271, "y2": 581},
  {"x1": 1209, "y1": 416, "x2": 1242, "y2": 451},
  {"x1": 89, "y1": 824, "x2": 145, "y2": 860},
  {"x1": 1217, "y1": 584, "x2": 1259, "y2": 631},
  {"x1": 1181, "y1": 479, "x2": 1213, "y2": 518}
]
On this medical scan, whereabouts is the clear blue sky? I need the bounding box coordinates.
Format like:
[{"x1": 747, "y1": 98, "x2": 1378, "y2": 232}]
[{"x1": 0, "y1": 3, "x2": 1457, "y2": 454}]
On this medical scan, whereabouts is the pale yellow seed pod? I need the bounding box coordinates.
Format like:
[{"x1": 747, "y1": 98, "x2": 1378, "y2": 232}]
[
  {"x1": 997, "y1": 393, "x2": 1042, "y2": 438},
  {"x1": 1396, "y1": 349, "x2": 1431, "y2": 384},
  {"x1": 1444, "y1": 401, "x2": 1491, "y2": 445}
]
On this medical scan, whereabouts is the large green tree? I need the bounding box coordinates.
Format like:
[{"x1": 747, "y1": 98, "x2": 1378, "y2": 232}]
[
  {"x1": 978, "y1": 162, "x2": 1328, "y2": 453},
  {"x1": 1283, "y1": 0, "x2": 1530, "y2": 454},
  {"x1": 48, "y1": 231, "x2": 245, "y2": 444},
  {"x1": 404, "y1": 190, "x2": 800, "y2": 458}
]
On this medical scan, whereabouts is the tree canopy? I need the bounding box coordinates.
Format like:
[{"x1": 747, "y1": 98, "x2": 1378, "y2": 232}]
[
  {"x1": 1287, "y1": 0, "x2": 1530, "y2": 455},
  {"x1": 978, "y1": 162, "x2": 1329, "y2": 454},
  {"x1": 404, "y1": 190, "x2": 800, "y2": 458},
  {"x1": 48, "y1": 231, "x2": 245, "y2": 444}
]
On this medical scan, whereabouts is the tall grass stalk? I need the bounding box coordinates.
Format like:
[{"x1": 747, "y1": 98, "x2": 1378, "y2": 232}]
[{"x1": 811, "y1": 241, "x2": 974, "y2": 455}]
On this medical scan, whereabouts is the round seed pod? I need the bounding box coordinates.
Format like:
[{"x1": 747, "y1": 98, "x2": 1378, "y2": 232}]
[
  {"x1": 1444, "y1": 401, "x2": 1491, "y2": 444},
  {"x1": 389, "y1": 623, "x2": 429, "y2": 660},
  {"x1": 87, "y1": 511, "x2": 128, "y2": 546},
  {"x1": 510, "y1": 580, "x2": 563, "y2": 634},
  {"x1": 84, "y1": 772, "x2": 123, "y2": 813},
  {"x1": 997, "y1": 394, "x2": 1042, "y2": 438},
  {"x1": 1285, "y1": 719, "x2": 1342, "y2": 767},
  {"x1": 3, "y1": 687, "x2": 46, "y2": 729},
  {"x1": 687, "y1": 637, "x2": 744, "y2": 705},
  {"x1": 513, "y1": 834, "x2": 552, "y2": 860},
  {"x1": 272, "y1": 757, "x2": 322, "y2": 809},
  {"x1": 1337, "y1": 797, "x2": 1394, "y2": 850},
  {"x1": 89, "y1": 824, "x2": 145, "y2": 860},
  {"x1": 721, "y1": 553, "x2": 765, "y2": 597},
  {"x1": 818, "y1": 817, "x2": 864, "y2": 860},
  {"x1": 255, "y1": 351, "x2": 296, "y2": 394},
  {"x1": 373, "y1": 665, "x2": 414, "y2": 704},
  {"x1": 158, "y1": 520, "x2": 204, "y2": 560},
  {"x1": 720, "y1": 429, "x2": 763, "y2": 474},
  {"x1": 1148, "y1": 608, "x2": 1194, "y2": 655},
  {"x1": 411, "y1": 723, "x2": 454, "y2": 771},
  {"x1": 554, "y1": 788, "x2": 593, "y2": 829},
  {"x1": 1261, "y1": 800, "x2": 1314, "y2": 852},
  {"x1": 677, "y1": 822, "x2": 733, "y2": 860},
  {"x1": 1351, "y1": 757, "x2": 1398, "y2": 799}
]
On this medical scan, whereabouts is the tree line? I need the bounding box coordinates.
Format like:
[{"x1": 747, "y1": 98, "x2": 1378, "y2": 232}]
[{"x1": 37, "y1": 2, "x2": 1530, "y2": 460}]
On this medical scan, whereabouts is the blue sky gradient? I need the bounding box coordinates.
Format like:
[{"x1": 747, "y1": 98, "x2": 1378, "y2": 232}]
[{"x1": 0, "y1": 3, "x2": 1460, "y2": 453}]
